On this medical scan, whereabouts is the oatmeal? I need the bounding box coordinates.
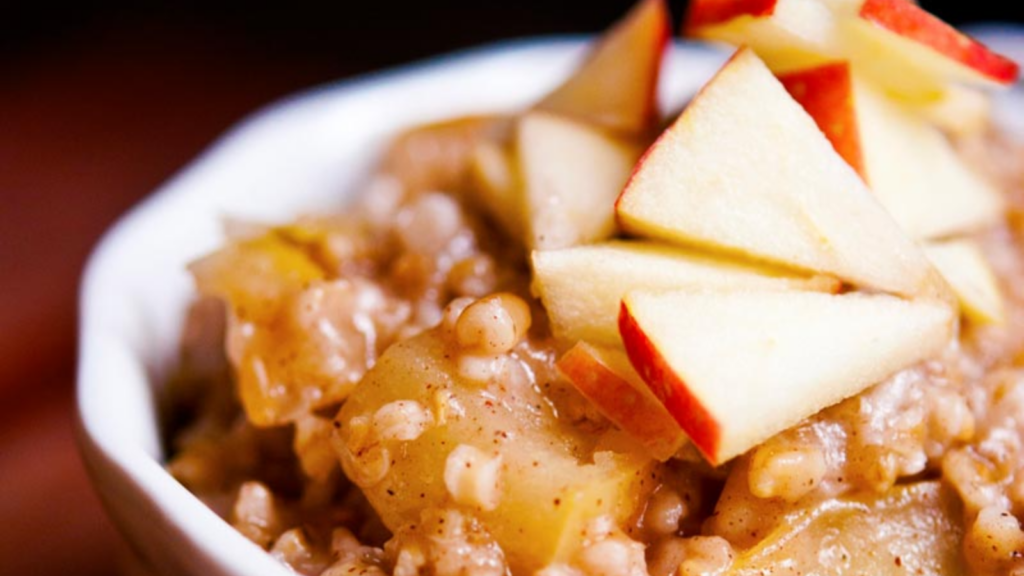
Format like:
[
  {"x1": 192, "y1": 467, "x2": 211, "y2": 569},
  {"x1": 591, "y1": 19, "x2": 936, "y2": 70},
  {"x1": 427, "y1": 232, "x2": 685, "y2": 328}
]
[{"x1": 164, "y1": 0, "x2": 1024, "y2": 574}]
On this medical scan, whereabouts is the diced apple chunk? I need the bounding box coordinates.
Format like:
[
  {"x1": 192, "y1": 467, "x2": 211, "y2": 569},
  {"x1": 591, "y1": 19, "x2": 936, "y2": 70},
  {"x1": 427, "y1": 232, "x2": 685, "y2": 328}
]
[
  {"x1": 537, "y1": 0, "x2": 669, "y2": 135},
  {"x1": 531, "y1": 241, "x2": 839, "y2": 346},
  {"x1": 728, "y1": 482, "x2": 966, "y2": 575},
  {"x1": 615, "y1": 48, "x2": 940, "y2": 298},
  {"x1": 558, "y1": 342, "x2": 688, "y2": 461},
  {"x1": 334, "y1": 328, "x2": 657, "y2": 574},
  {"x1": 926, "y1": 239, "x2": 1005, "y2": 325},
  {"x1": 519, "y1": 112, "x2": 642, "y2": 251},
  {"x1": 619, "y1": 289, "x2": 955, "y2": 465},
  {"x1": 778, "y1": 62, "x2": 1004, "y2": 239}
]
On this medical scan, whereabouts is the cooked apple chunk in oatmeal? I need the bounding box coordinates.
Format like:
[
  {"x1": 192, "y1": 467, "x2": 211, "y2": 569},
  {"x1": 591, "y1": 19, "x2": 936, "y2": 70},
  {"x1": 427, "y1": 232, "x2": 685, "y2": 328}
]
[{"x1": 164, "y1": 0, "x2": 1024, "y2": 574}]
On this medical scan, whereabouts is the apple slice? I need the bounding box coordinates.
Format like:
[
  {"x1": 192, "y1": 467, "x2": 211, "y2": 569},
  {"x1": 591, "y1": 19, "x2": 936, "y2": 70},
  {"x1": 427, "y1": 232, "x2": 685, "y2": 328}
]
[
  {"x1": 531, "y1": 241, "x2": 840, "y2": 346},
  {"x1": 685, "y1": 0, "x2": 840, "y2": 73},
  {"x1": 925, "y1": 239, "x2": 1005, "y2": 325},
  {"x1": 537, "y1": 0, "x2": 670, "y2": 136},
  {"x1": 469, "y1": 140, "x2": 525, "y2": 238},
  {"x1": 685, "y1": 0, "x2": 1019, "y2": 101},
  {"x1": 619, "y1": 289, "x2": 955, "y2": 465},
  {"x1": 840, "y1": 0, "x2": 1019, "y2": 97},
  {"x1": 779, "y1": 62, "x2": 1004, "y2": 239},
  {"x1": 558, "y1": 342, "x2": 688, "y2": 461},
  {"x1": 615, "y1": 48, "x2": 940, "y2": 298},
  {"x1": 519, "y1": 112, "x2": 642, "y2": 251},
  {"x1": 727, "y1": 482, "x2": 965, "y2": 575}
]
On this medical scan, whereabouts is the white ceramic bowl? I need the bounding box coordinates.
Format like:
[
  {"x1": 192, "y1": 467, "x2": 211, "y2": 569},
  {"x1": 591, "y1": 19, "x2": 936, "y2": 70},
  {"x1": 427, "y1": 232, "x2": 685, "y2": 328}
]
[{"x1": 75, "y1": 38, "x2": 730, "y2": 576}]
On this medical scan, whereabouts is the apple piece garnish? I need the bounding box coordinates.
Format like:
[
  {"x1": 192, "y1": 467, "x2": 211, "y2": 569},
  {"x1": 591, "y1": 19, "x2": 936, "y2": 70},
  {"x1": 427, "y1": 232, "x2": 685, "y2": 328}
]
[
  {"x1": 537, "y1": 0, "x2": 670, "y2": 136},
  {"x1": 925, "y1": 239, "x2": 1005, "y2": 325},
  {"x1": 557, "y1": 342, "x2": 688, "y2": 461},
  {"x1": 469, "y1": 140, "x2": 525, "y2": 239},
  {"x1": 531, "y1": 241, "x2": 839, "y2": 346},
  {"x1": 779, "y1": 61, "x2": 1003, "y2": 239},
  {"x1": 615, "y1": 48, "x2": 940, "y2": 298},
  {"x1": 685, "y1": 0, "x2": 1019, "y2": 101},
  {"x1": 843, "y1": 0, "x2": 1019, "y2": 94},
  {"x1": 618, "y1": 289, "x2": 955, "y2": 465},
  {"x1": 518, "y1": 111, "x2": 642, "y2": 251},
  {"x1": 685, "y1": 0, "x2": 839, "y2": 73}
]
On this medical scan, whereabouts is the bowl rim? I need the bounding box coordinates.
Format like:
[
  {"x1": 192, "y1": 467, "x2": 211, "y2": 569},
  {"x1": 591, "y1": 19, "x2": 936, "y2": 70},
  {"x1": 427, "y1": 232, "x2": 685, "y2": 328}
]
[{"x1": 74, "y1": 36, "x2": 728, "y2": 575}]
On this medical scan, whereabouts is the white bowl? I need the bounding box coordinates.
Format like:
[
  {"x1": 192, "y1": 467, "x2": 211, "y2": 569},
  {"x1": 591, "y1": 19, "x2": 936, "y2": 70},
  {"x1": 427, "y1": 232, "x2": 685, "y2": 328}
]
[{"x1": 75, "y1": 38, "x2": 729, "y2": 576}]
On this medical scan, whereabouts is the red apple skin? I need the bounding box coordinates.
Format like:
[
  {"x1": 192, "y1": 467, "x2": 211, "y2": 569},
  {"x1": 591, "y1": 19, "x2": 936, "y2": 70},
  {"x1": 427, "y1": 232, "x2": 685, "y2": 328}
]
[
  {"x1": 557, "y1": 342, "x2": 686, "y2": 461},
  {"x1": 684, "y1": 0, "x2": 780, "y2": 34},
  {"x1": 777, "y1": 62, "x2": 867, "y2": 180},
  {"x1": 618, "y1": 301, "x2": 721, "y2": 463},
  {"x1": 859, "y1": 0, "x2": 1019, "y2": 84}
]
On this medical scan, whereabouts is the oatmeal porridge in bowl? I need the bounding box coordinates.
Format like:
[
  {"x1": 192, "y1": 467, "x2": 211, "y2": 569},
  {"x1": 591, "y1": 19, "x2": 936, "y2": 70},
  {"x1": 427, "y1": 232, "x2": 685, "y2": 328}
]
[{"x1": 79, "y1": 1, "x2": 1024, "y2": 575}]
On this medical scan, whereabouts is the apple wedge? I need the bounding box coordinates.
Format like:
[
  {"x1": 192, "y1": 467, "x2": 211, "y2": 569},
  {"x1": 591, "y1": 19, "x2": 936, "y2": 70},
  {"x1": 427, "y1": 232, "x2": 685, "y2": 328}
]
[
  {"x1": 519, "y1": 112, "x2": 642, "y2": 251},
  {"x1": 619, "y1": 290, "x2": 955, "y2": 465},
  {"x1": 779, "y1": 62, "x2": 1003, "y2": 239},
  {"x1": 537, "y1": 0, "x2": 669, "y2": 136},
  {"x1": 558, "y1": 342, "x2": 688, "y2": 461},
  {"x1": 685, "y1": 0, "x2": 1019, "y2": 101},
  {"x1": 469, "y1": 140, "x2": 525, "y2": 238},
  {"x1": 531, "y1": 241, "x2": 839, "y2": 346},
  {"x1": 685, "y1": 0, "x2": 840, "y2": 73},
  {"x1": 840, "y1": 0, "x2": 1019, "y2": 97},
  {"x1": 925, "y1": 239, "x2": 1005, "y2": 325},
  {"x1": 615, "y1": 49, "x2": 940, "y2": 298}
]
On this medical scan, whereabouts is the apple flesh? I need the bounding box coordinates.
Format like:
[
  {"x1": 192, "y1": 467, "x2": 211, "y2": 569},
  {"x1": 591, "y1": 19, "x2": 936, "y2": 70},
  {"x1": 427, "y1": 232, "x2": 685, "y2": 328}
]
[
  {"x1": 519, "y1": 111, "x2": 642, "y2": 251},
  {"x1": 615, "y1": 48, "x2": 941, "y2": 298},
  {"x1": 618, "y1": 289, "x2": 955, "y2": 465},
  {"x1": 336, "y1": 327, "x2": 658, "y2": 574},
  {"x1": 468, "y1": 139, "x2": 525, "y2": 239},
  {"x1": 918, "y1": 85, "x2": 992, "y2": 137},
  {"x1": 685, "y1": 0, "x2": 839, "y2": 73},
  {"x1": 925, "y1": 239, "x2": 1005, "y2": 325},
  {"x1": 849, "y1": 0, "x2": 1019, "y2": 88},
  {"x1": 537, "y1": 0, "x2": 669, "y2": 136},
  {"x1": 558, "y1": 342, "x2": 688, "y2": 461},
  {"x1": 778, "y1": 62, "x2": 1003, "y2": 239},
  {"x1": 531, "y1": 241, "x2": 840, "y2": 346},
  {"x1": 726, "y1": 482, "x2": 965, "y2": 575}
]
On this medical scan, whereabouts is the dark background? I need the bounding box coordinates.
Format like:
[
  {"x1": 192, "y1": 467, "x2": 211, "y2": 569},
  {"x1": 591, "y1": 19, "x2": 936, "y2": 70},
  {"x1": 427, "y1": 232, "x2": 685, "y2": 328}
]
[{"x1": 1, "y1": 2, "x2": 1021, "y2": 575}]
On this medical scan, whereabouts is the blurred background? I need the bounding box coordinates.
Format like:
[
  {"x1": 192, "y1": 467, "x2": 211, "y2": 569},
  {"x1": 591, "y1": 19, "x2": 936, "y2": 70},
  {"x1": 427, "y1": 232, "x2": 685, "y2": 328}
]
[{"x1": 1, "y1": 1, "x2": 1021, "y2": 574}]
